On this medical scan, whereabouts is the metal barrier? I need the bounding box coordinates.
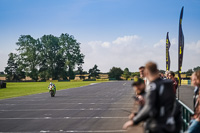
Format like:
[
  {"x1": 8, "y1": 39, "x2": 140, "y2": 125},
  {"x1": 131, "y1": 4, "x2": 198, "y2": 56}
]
[{"x1": 177, "y1": 99, "x2": 194, "y2": 131}]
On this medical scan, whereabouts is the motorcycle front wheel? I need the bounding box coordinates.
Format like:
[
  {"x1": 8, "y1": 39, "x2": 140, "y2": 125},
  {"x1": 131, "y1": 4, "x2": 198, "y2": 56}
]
[{"x1": 50, "y1": 91, "x2": 55, "y2": 97}]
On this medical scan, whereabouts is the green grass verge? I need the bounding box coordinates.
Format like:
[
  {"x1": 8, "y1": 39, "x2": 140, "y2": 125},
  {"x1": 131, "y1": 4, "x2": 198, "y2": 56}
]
[{"x1": 0, "y1": 81, "x2": 107, "y2": 100}]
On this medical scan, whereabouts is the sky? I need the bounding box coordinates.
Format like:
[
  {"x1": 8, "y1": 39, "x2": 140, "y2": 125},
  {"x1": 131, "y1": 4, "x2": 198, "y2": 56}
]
[{"x1": 0, "y1": 0, "x2": 200, "y2": 73}]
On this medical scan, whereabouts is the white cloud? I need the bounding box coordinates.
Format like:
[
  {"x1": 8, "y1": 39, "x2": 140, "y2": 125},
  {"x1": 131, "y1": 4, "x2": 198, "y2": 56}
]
[
  {"x1": 81, "y1": 36, "x2": 200, "y2": 73},
  {"x1": 171, "y1": 38, "x2": 177, "y2": 46},
  {"x1": 82, "y1": 35, "x2": 150, "y2": 72},
  {"x1": 101, "y1": 42, "x2": 110, "y2": 48},
  {"x1": 153, "y1": 38, "x2": 177, "y2": 48},
  {"x1": 186, "y1": 40, "x2": 200, "y2": 54},
  {"x1": 112, "y1": 35, "x2": 141, "y2": 45},
  {"x1": 153, "y1": 39, "x2": 165, "y2": 48}
]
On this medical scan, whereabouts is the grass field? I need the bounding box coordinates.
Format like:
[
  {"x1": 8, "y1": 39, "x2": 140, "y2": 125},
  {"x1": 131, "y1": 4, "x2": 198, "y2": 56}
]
[{"x1": 0, "y1": 81, "x2": 108, "y2": 100}]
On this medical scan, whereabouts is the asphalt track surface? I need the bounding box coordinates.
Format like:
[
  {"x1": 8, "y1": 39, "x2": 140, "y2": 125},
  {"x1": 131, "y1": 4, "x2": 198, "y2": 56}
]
[
  {"x1": 0, "y1": 81, "x2": 141, "y2": 133},
  {"x1": 0, "y1": 82, "x2": 194, "y2": 133},
  {"x1": 178, "y1": 85, "x2": 194, "y2": 110}
]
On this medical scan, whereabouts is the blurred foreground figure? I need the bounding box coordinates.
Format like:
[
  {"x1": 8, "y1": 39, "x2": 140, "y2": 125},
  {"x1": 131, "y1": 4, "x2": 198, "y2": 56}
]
[
  {"x1": 129, "y1": 76, "x2": 146, "y2": 120},
  {"x1": 187, "y1": 70, "x2": 200, "y2": 133},
  {"x1": 123, "y1": 62, "x2": 181, "y2": 133}
]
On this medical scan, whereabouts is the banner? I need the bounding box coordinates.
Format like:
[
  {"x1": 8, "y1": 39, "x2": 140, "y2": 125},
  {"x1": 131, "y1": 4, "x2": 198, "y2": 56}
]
[
  {"x1": 166, "y1": 32, "x2": 171, "y2": 71},
  {"x1": 178, "y1": 7, "x2": 184, "y2": 85}
]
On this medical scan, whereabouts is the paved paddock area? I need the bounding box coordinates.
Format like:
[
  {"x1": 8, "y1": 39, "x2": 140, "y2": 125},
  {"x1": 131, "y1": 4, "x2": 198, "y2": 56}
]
[{"x1": 0, "y1": 81, "x2": 143, "y2": 133}]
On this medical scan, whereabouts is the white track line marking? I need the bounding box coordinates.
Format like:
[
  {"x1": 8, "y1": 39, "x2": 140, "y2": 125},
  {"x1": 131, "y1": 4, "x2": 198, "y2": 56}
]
[
  {"x1": 0, "y1": 99, "x2": 119, "y2": 101},
  {"x1": 63, "y1": 131, "x2": 126, "y2": 133},
  {"x1": 2, "y1": 130, "x2": 126, "y2": 133},
  {"x1": 0, "y1": 103, "x2": 133, "y2": 105},
  {"x1": 0, "y1": 117, "x2": 127, "y2": 120},
  {"x1": 90, "y1": 83, "x2": 99, "y2": 85},
  {"x1": 0, "y1": 108, "x2": 132, "y2": 111},
  {"x1": 40, "y1": 130, "x2": 126, "y2": 132}
]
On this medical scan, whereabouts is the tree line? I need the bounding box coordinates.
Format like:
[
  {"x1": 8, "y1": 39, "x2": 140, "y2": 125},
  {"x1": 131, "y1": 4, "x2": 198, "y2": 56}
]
[
  {"x1": 108, "y1": 66, "x2": 200, "y2": 80},
  {"x1": 4, "y1": 33, "x2": 84, "y2": 81}
]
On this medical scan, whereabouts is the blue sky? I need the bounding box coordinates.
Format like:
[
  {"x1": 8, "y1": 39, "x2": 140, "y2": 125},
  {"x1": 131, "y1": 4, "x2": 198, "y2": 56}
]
[{"x1": 0, "y1": 0, "x2": 200, "y2": 72}]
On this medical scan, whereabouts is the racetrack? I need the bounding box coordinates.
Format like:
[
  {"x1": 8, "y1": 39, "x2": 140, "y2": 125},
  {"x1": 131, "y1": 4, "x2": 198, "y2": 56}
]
[
  {"x1": 0, "y1": 81, "x2": 136, "y2": 133},
  {"x1": 178, "y1": 85, "x2": 194, "y2": 110},
  {"x1": 0, "y1": 81, "x2": 194, "y2": 133}
]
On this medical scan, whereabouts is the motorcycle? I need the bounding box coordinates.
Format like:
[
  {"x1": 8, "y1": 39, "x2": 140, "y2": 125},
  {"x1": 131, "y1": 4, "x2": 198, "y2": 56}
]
[{"x1": 48, "y1": 85, "x2": 56, "y2": 97}]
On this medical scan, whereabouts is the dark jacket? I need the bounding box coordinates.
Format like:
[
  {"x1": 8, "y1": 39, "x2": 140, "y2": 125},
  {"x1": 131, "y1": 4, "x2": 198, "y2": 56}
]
[
  {"x1": 133, "y1": 78, "x2": 178, "y2": 133},
  {"x1": 133, "y1": 90, "x2": 146, "y2": 115}
]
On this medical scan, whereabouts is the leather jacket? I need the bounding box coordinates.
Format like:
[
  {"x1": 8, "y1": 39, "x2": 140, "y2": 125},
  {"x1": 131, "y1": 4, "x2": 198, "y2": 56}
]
[{"x1": 133, "y1": 78, "x2": 177, "y2": 132}]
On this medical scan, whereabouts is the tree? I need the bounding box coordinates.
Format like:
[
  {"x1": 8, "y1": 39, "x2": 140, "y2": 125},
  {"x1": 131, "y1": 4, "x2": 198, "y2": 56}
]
[
  {"x1": 0, "y1": 72, "x2": 4, "y2": 75},
  {"x1": 77, "y1": 66, "x2": 84, "y2": 79},
  {"x1": 59, "y1": 33, "x2": 84, "y2": 79},
  {"x1": 131, "y1": 72, "x2": 140, "y2": 77},
  {"x1": 108, "y1": 67, "x2": 123, "y2": 80},
  {"x1": 193, "y1": 66, "x2": 200, "y2": 72},
  {"x1": 88, "y1": 64, "x2": 100, "y2": 79},
  {"x1": 16, "y1": 35, "x2": 40, "y2": 81},
  {"x1": 39, "y1": 33, "x2": 84, "y2": 80},
  {"x1": 40, "y1": 34, "x2": 61, "y2": 80},
  {"x1": 122, "y1": 68, "x2": 130, "y2": 80},
  {"x1": 186, "y1": 69, "x2": 193, "y2": 77},
  {"x1": 4, "y1": 53, "x2": 17, "y2": 81},
  {"x1": 4, "y1": 53, "x2": 25, "y2": 81}
]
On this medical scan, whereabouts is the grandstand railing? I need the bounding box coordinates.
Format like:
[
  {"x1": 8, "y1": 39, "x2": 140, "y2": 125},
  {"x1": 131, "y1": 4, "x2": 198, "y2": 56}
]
[{"x1": 177, "y1": 99, "x2": 194, "y2": 132}]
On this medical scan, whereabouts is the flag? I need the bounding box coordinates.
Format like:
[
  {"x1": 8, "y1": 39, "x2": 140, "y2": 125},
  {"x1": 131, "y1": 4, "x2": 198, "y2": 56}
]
[
  {"x1": 178, "y1": 7, "x2": 184, "y2": 85},
  {"x1": 166, "y1": 32, "x2": 171, "y2": 71}
]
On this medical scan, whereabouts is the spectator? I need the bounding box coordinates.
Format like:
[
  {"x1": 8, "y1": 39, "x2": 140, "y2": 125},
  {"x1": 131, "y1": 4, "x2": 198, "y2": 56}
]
[
  {"x1": 139, "y1": 66, "x2": 145, "y2": 79},
  {"x1": 129, "y1": 76, "x2": 146, "y2": 120},
  {"x1": 123, "y1": 62, "x2": 177, "y2": 133},
  {"x1": 139, "y1": 66, "x2": 150, "y2": 90},
  {"x1": 192, "y1": 71, "x2": 200, "y2": 111},
  {"x1": 187, "y1": 70, "x2": 200, "y2": 133},
  {"x1": 169, "y1": 71, "x2": 178, "y2": 94},
  {"x1": 159, "y1": 73, "x2": 165, "y2": 79},
  {"x1": 165, "y1": 71, "x2": 170, "y2": 79}
]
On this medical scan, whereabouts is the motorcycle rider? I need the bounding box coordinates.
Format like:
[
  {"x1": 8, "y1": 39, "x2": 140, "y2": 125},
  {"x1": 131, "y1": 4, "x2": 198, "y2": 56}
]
[{"x1": 48, "y1": 82, "x2": 56, "y2": 92}]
